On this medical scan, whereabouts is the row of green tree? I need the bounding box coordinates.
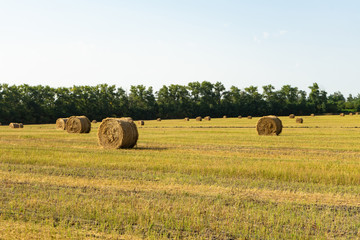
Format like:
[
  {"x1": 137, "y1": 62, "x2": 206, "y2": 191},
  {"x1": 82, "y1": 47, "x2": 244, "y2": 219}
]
[{"x1": 0, "y1": 82, "x2": 359, "y2": 124}]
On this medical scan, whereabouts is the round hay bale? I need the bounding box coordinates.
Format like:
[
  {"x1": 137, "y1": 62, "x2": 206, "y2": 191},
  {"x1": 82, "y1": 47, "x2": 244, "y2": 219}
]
[
  {"x1": 256, "y1": 116, "x2": 282, "y2": 136},
  {"x1": 56, "y1": 118, "x2": 68, "y2": 130},
  {"x1": 204, "y1": 116, "x2": 211, "y2": 121},
  {"x1": 356, "y1": 112, "x2": 359, "y2": 115},
  {"x1": 223, "y1": 115, "x2": 227, "y2": 118},
  {"x1": 289, "y1": 114, "x2": 295, "y2": 118},
  {"x1": 184, "y1": 117, "x2": 189, "y2": 121},
  {"x1": 138, "y1": 120, "x2": 144, "y2": 125},
  {"x1": 157, "y1": 118, "x2": 161, "y2": 121},
  {"x1": 310, "y1": 113, "x2": 315, "y2": 117},
  {"x1": 349, "y1": 113, "x2": 353, "y2": 116},
  {"x1": 340, "y1": 113, "x2": 345, "y2": 117},
  {"x1": 0, "y1": 122, "x2": 2, "y2": 125},
  {"x1": 247, "y1": 116, "x2": 252, "y2": 119},
  {"x1": 9, "y1": 123, "x2": 22, "y2": 128},
  {"x1": 98, "y1": 118, "x2": 138, "y2": 149},
  {"x1": 92, "y1": 120, "x2": 97, "y2": 123},
  {"x1": 238, "y1": 115, "x2": 242, "y2": 119},
  {"x1": 66, "y1": 116, "x2": 91, "y2": 133},
  {"x1": 296, "y1": 118, "x2": 303, "y2": 123},
  {"x1": 196, "y1": 116, "x2": 202, "y2": 121}
]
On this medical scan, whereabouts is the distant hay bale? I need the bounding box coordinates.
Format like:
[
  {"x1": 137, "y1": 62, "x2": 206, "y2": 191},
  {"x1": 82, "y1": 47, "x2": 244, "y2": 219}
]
[
  {"x1": 223, "y1": 115, "x2": 227, "y2": 118},
  {"x1": 256, "y1": 116, "x2": 282, "y2": 136},
  {"x1": 247, "y1": 116, "x2": 252, "y2": 119},
  {"x1": 138, "y1": 120, "x2": 144, "y2": 125},
  {"x1": 289, "y1": 114, "x2": 295, "y2": 118},
  {"x1": 66, "y1": 116, "x2": 91, "y2": 133},
  {"x1": 340, "y1": 113, "x2": 345, "y2": 117},
  {"x1": 356, "y1": 112, "x2": 359, "y2": 115},
  {"x1": 184, "y1": 117, "x2": 189, "y2": 121},
  {"x1": 310, "y1": 114, "x2": 315, "y2": 117},
  {"x1": 157, "y1": 118, "x2": 161, "y2": 121},
  {"x1": 0, "y1": 122, "x2": 2, "y2": 125},
  {"x1": 98, "y1": 118, "x2": 138, "y2": 149},
  {"x1": 92, "y1": 120, "x2": 97, "y2": 123},
  {"x1": 56, "y1": 118, "x2": 68, "y2": 130},
  {"x1": 9, "y1": 123, "x2": 23, "y2": 128},
  {"x1": 196, "y1": 116, "x2": 202, "y2": 121},
  {"x1": 349, "y1": 113, "x2": 353, "y2": 116},
  {"x1": 296, "y1": 118, "x2": 303, "y2": 123},
  {"x1": 238, "y1": 115, "x2": 242, "y2": 119},
  {"x1": 204, "y1": 116, "x2": 211, "y2": 121}
]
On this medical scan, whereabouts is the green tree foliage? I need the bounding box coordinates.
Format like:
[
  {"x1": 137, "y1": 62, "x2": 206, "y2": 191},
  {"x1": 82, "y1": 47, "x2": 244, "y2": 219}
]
[{"x1": 0, "y1": 82, "x2": 356, "y2": 124}]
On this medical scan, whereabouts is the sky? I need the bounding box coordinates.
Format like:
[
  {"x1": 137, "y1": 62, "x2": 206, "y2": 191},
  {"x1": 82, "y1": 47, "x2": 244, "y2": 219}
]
[{"x1": 0, "y1": 0, "x2": 359, "y2": 96}]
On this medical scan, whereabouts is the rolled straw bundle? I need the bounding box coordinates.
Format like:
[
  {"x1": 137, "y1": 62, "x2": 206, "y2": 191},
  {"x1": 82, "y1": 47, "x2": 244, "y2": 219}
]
[
  {"x1": 196, "y1": 116, "x2": 202, "y2": 121},
  {"x1": 238, "y1": 116, "x2": 242, "y2": 119},
  {"x1": 92, "y1": 120, "x2": 97, "y2": 123},
  {"x1": 204, "y1": 116, "x2": 211, "y2": 121},
  {"x1": 184, "y1": 117, "x2": 189, "y2": 121},
  {"x1": 247, "y1": 116, "x2": 252, "y2": 119},
  {"x1": 256, "y1": 116, "x2": 282, "y2": 136},
  {"x1": 157, "y1": 118, "x2": 161, "y2": 121},
  {"x1": 310, "y1": 114, "x2": 315, "y2": 117},
  {"x1": 9, "y1": 123, "x2": 23, "y2": 128},
  {"x1": 289, "y1": 114, "x2": 295, "y2": 118},
  {"x1": 340, "y1": 113, "x2": 345, "y2": 117},
  {"x1": 223, "y1": 115, "x2": 227, "y2": 118},
  {"x1": 98, "y1": 118, "x2": 138, "y2": 149},
  {"x1": 56, "y1": 118, "x2": 68, "y2": 130},
  {"x1": 66, "y1": 116, "x2": 91, "y2": 133},
  {"x1": 296, "y1": 118, "x2": 303, "y2": 123},
  {"x1": 138, "y1": 120, "x2": 144, "y2": 125}
]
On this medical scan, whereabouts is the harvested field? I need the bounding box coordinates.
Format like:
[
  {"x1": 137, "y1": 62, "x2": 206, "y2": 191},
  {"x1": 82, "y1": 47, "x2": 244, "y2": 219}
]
[{"x1": 1, "y1": 115, "x2": 360, "y2": 239}]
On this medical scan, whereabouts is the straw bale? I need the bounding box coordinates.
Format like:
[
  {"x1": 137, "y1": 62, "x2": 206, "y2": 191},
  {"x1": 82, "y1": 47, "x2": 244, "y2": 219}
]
[
  {"x1": 66, "y1": 116, "x2": 91, "y2": 133},
  {"x1": 196, "y1": 116, "x2": 202, "y2": 121},
  {"x1": 184, "y1": 117, "x2": 189, "y2": 121},
  {"x1": 349, "y1": 113, "x2": 353, "y2": 116},
  {"x1": 247, "y1": 116, "x2": 252, "y2": 119},
  {"x1": 296, "y1": 118, "x2": 303, "y2": 123},
  {"x1": 56, "y1": 118, "x2": 68, "y2": 130},
  {"x1": 9, "y1": 123, "x2": 23, "y2": 128},
  {"x1": 157, "y1": 118, "x2": 161, "y2": 121},
  {"x1": 223, "y1": 115, "x2": 227, "y2": 118},
  {"x1": 92, "y1": 120, "x2": 97, "y2": 123},
  {"x1": 289, "y1": 114, "x2": 295, "y2": 118},
  {"x1": 340, "y1": 113, "x2": 345, "y2": 116},
  {"x1": 98, "y1": 118, "x2": 138, "y2": 149},
  {"x1": 138, "y1": 120, "x2": 144, "y2": 125},
  {"x1": 256, "y1": 116, "x2": 282, "y2": 136},
  {"x1": 310, "y1": 114, "x2": 315, "y2": 117},
  {"x1": 356, "y1": 112, "x2": 359, "y2": 115},
  {"x1": 204, "y1": 116, "x2": 211, "y2": 121},
  {"x1": 238, "y1": 116, "x2": 242, "y2": 119}
]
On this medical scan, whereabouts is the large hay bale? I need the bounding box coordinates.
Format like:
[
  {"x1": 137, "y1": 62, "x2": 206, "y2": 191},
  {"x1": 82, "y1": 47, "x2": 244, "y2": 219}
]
[
  {"x1": 98, "y1": 118, "x2": 138, "y2": 149},
  {"x1": 223, "y1": 115, "x2": 227, "y2": 118},
  {"x1": 289, "y1": 114, "x2": 295, "y2": 118},
  {"x1": 56, "y1": 118, "x2": 68, "y2": 130},
  {"x1": 238, "y1": 115, "x2": 242, "y2": 119},
  {"x1": 66, "y1": 116, "x2": 91, "y2": 133},
  {"x1": 138, "y1": 120, "x2": 144, "y2": 125},
  {"x1": 9, "y1": 123, "x2": 23, "y2": 128},
  {"x1": 356, "y1": 112, "x2": 359, "y2": 115},
  {"x1": 310, "y1": 113, "x2": 315, "y2": 117},
  {"x1": 196, "y1": 116, "x2": 202, "y2": 121},
  {"x1": 204, "y1": 116, "x2": 211, "y2": 121},
  {"x1": 184, "y1": 117, "x2": 189, "y2": 121},
  {"x1": 247, "y1": 116, "x2": 252, "y2": 119},
  {"x1": 349, "y1": 113, "x2": 353, "y2": 116},
  {"x1": 157, "y1": 118, "x2": 161, "y2": 121},
  {"x1": 340, "y1": 113, "x2": 345, "y2": 117},
  {"x1": 296, "y1": 118, "x2": 303, "y2": 123},
  {"x1": 256, "y1": 116, "x2": 282, "y2": 136}
]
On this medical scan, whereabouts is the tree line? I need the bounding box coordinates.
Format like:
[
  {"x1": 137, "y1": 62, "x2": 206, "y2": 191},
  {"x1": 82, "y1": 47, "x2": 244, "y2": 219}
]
[{"x1": 0, "y1": 82, "x2": 359, "y2": 124}]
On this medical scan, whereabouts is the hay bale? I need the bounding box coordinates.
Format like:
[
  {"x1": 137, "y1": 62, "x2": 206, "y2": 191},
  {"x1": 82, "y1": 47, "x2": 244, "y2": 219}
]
[
  {"x1": 256, "y1": 116, "x2": 282, "y2": 136},
  {"x1": 0, "y1": 122, "x2": 1, "y2": 125},
  {"x1": 296, "y1": 118, "x2": 303, "y2": 123},
  {"x1": 138, "y1": 120, "x2": 144, "y2": 125},
  {"x1": 157, "y1": 118, "x2": 161, "y2": 121},
  {"x1": 349, "y1": 113, "x2": 353, "y2": 116},
  {"x1": 92, "y1": 120, "x2": 97, "y2": 123},
  {"x1": 289, "y1": 114, "x2": 295, "y2": 118},
  {"x1": 223, "y1": 115, "x2": 227, "y2": 118},
  {"x1": 196, "y1": 116, "x2": 202, "y2": 121},
  {"x1": 56, "y1": 118, "x2": 68, "y2": 130},
  {"x1": 184, "y1": 117, "x2": 189, "y2": 121},
  {"x1": 204, "y1": 116, "x2": 211, "y2": 121},
  {"x1": 340, "y1": 113, "x2": 345, "y2": 117},
  {"x1": 66, "y1": 116, "x2": 91, "y2": 133},
  {"x1": 9, "y1": 123, "x2": 23, "y2": 128},
  {"x1": 247, "y1": 116, "x2": 252, "y2": 119},
  {"x1": 98, "y1": 118, "x2": 138, "y2": 149},
  {"x1": 356, "y1": 112, "x2": 359, "y2": 115},
  {"x1": 238, "y1": 115, "x2": 242, "y2": 119},
  {"x1": 310, "y1": 114, "x2": 315, "y2": 117}
]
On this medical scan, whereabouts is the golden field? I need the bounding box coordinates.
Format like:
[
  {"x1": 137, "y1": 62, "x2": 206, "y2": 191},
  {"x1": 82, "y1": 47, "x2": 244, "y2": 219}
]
[{"x1": 1, "y1": 115, "x2": 360, "y2": 239}]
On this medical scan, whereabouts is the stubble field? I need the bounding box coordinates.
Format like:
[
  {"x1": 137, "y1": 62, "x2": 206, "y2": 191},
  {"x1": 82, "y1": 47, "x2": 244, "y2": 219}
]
[{"x1": 1, "y1": 115, "x2": 360, "y2": 239}]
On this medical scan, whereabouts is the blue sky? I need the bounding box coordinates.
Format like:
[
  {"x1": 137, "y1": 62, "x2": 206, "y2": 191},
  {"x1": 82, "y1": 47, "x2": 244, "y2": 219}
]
[{"x1": 0, "y1": 0, "x2": 359, "y2": 96}]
